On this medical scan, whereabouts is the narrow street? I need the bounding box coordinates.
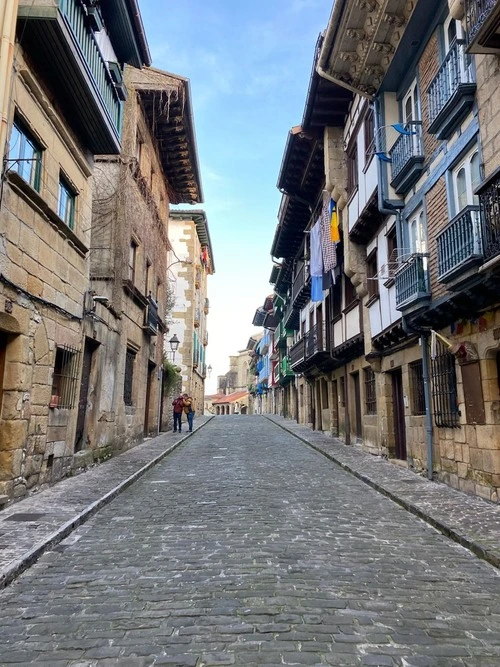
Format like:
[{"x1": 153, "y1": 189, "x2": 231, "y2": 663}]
[{"x1": 1, "y1": 416, "x2": 500, "y2": 666}]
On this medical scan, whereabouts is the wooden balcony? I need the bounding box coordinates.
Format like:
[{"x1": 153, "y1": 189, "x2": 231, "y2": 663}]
[
  {"x1": 465, "y1": 0, "x2": 500, "y2": 54},
  {"x1": 292, "y1": 262, "x2": 311, "y2": 309},
  {"x1": 437, "y1": 206, "x2": 483, "y2": 285},
  {"x1": 427, "y1": 40, "x2": 476, "y2": 140},
  {"x1": 143, "y1": 295, "x2": 159, "y2": 336},
  {"x1": 17, "y1": 0, "x2": 124, "y2": 153}
]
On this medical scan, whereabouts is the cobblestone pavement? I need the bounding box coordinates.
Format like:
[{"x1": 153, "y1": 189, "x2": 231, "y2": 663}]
[{"x1": 2, "y1": 417, "x2": 500, "y2": 665}]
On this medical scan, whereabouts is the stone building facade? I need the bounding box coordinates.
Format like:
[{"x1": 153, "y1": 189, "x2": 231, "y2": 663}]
[
  {"x1": 0, "y1": 0, "x2": 150, "y2": 502},
  {"x1": 168, "y1": 210, "x2": 214, "y2": 418},
  {"x1": 89, "y1": 66, "x2": 203, "y2": 453},
  {"x1": 260, "y1": 0, "x2": 500, "y2": 503}
]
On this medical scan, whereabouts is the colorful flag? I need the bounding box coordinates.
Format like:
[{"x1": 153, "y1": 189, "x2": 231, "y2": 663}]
[{"x1": 330, "y1": 199, "x2": 340, "y2": 243}]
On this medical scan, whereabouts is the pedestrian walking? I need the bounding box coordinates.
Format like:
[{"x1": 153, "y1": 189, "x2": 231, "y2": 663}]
[
  {"x1": 183, "y1": 393, "x2": 194, "y2": 432},
  {"x1": 172, "y1": 394, "x2": 184, "y2": 432}
]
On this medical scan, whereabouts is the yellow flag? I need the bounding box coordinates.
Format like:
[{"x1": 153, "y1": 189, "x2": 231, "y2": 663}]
[{"x1": 330, "y1": 200, "x2": 340, "y2": 243}]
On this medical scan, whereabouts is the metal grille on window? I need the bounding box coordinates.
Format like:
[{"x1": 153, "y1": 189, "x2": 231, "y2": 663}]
[
  {"x1": 431, "y1": 340, "x2": 460, "y2": 427},
  {"x1": 51, "y1": 345, "x2": 80, "y2": 409},
  {"x1": 124, "y1": 349, "x2": 135, "y2": 406},
  {"x1": 364, "y1": 367, "x2": 377, "y2": 415},
  {"x1": 409, "y1": 360, "x2": 426, "y2": 415}
]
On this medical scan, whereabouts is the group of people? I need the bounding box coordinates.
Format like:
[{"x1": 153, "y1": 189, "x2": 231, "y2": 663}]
[{"x1": 172, "y1": 393, "x2": 195, "y2": 433}]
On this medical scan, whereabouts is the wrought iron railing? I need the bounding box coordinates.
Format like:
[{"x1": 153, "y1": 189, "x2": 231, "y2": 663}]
[
  {"x1": 437, "y1": 205, "x2": 483, "y2": 280},
  {"x1": 292, "y1": 262, "x2": 310, "y2": 304},
  {"x1": 395, "y1": 254, "x2": 430, "y2": 308},
  {"x1": 427, "y1": 39, "x2": 474, "y2": 127},
  {"x1": 59, "y1": 0, "x2": 122, "y2": 136},
  {"x1": 465, "y1": 0, "x2": 496, "y2": 46},
  {"x1": 390, "y1": 122, "x2": 424, "y2": 182},
  {"x1": 305, "y1": 322, "x2": 327, "y2": 358},
  {"x1": 145, "y1": 295, "x2": 159, "y2": 333},
  {"x1": 478, "y1": 169, "x2": 500, "y2": 262}
]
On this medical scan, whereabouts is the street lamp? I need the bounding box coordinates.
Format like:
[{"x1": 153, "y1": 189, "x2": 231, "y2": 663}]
[
  {"x1": 169, "y1": 334, "x2": 180, "y2": 362},
  {"x1": 207, "y1": 364, "x2": 212, "y2": 378}
]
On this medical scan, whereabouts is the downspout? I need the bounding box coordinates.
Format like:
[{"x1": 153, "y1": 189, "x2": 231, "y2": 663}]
[
  {"x1": 421, "y1": 333, "x2": 434, "y2": 480},
  {"x1": 0, "y1": 0, "x2": 18, "y2": 171}
]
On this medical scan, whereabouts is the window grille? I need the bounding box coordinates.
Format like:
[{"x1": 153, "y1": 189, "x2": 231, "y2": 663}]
[
  {"x1": 364, "y1": 367, "x2": 377, "y2": 415},
  {"x1": 431, "y1": 340, "x2": 460, "y2": 427},
  {"x1": 124, "y1": 348, "x2": 136, "y2": 406},
  {"x1": 51, "y1": 345, "x2": 80, "y2": 409},
  {"x1": 409, "y1": 360, "x2": 426, "y2": 415}
]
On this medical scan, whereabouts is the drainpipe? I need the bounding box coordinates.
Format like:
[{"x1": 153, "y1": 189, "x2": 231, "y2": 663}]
[
  {"x1": 0, "y1": 0, "x2": 18, "y2": 172},
  {"x1": 421, "y1": 333, "x2": 434, "y2": 480}
]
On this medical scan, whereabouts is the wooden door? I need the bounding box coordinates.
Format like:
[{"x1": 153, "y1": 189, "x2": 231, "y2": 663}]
[{"x1": 392, "y1": 369, "x2": 407, "y2": 460}]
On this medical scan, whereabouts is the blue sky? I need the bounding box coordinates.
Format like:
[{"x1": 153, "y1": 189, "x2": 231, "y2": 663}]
[{"x1": 140, "y1": 0, "x2": 332, "y2": 393}]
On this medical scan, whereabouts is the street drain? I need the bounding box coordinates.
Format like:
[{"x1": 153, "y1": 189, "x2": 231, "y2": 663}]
[{"x1": 4, "y1": 513, "x2": 45, "y2": 522}]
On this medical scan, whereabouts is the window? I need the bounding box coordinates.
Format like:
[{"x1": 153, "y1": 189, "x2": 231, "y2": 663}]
[
  {"x1": 387, "y1": 226, "x2": 398, "y2": 260},
  {"x1": 344, "y1": 273, "x2": 357, "y2": 309},
  {"x1": 364, "y1": 108, "x2": 374, "y2": 165},
  {"x1": 407, "y1": 207, "x2": 426, "y2": 255},
  {"x1": 124, "y1": 348, "x2": 136, "y2": 406},
  {"x1": 402, "y1": 80, "x2": 420, "y2": 123},
  {"x1": 347, "y1": 139, "x2": 358, "y2": 194},
  {"x1": 364, "y1": 367, "x2": 377, "y2": 415},
  {"x1": 331, "y1": 279, "x2": 342, "y2": 321},
  {"x1": 51, "y1": 345, "x2": 79, "y2": 409},
  {"x1": 366, "y1": 249, "x2": 379, "y2": 301},
  {"x1": 452, "y1": 147, "x2": 481, "y2": 214},
  {"x1": 8, "y1": 118, "x2": 42, "y2": 190},
  {"x1": 58, "y1": 174, "x2": 76, "y2": 229},
  {"x1": 409, "y1": 360, "x2": 426, "y2": 415},
  {"x1": 145, "y1": 260, "x2": 151, "y2": 296},
  {"x1": 128, "y1": 239, "x2": 138, "y2": 283},
  {"x1": 431, "y1": 340, "x2": 460, "y2": 427}
]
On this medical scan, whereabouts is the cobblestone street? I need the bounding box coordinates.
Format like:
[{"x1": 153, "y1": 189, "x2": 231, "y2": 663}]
[{"x1": 2, "y1": 416, "x2": 500, "y2": 666}]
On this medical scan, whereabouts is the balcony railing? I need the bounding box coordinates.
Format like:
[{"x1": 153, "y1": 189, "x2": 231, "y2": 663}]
[
  {"x1": 437, "y1": 205, "x2": 483, "y2": 282},
  {"x1": 59, "y1": 0, "x2": 122, "y2": 135},
  {"x1": 283, "y1": 299, "x2": 299, "y2": 331},
  {"x1": 292, "y1": 262, "x2": 310, "y2": 308},
  {"x1": 427, "y1": 39, "x2": 476, "y2": 140},
  {"x1": 305, "y1": 322, "x2": 327, "y2": 359},
  {"x1": 465, "y1": 0, "x2": 500, "y2": 53},
  {"x1": 478, "y1": 168, "x2": 500, "y2": 263},
  {"x1": 289, "y1": 337, "x2": 306, "y2": 369},
  {"x1": 389, "y1": 122, "x2": 424, "y2": 194},
  {"x1": 273, "y1": 363, "x2": 280, "y2": 385},
  {"x1": 144, "y1": 295, "x2": 159, "y2": 335},
  {"x1": 395, "y1": 254, "x2": 431, "y2": 310},
  {"x1": 280, "y1": 356, "x2": 294, "y2": 379},
  {"x1": 275, "y1": 320, "x2": 290, "y2": 348}
]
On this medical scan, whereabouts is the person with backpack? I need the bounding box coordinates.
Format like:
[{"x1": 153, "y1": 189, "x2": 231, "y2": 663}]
[
  {"x1": 183, "y1": 393, "x2": 194, "y2": 432},
  {"x1": 172, "y1": 394, "x2": 185, "y2": 433}
]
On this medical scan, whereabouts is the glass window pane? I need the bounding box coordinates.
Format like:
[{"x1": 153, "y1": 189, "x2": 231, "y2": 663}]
[
  {"x1": 471, "y1": 152, "x2": 481, "y2": 199},
  {"x1": 456, "y1": 167, "x2": 467, "y2": 211}
]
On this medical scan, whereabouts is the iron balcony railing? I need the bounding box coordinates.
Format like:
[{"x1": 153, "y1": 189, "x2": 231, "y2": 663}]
[
  {"x1": 427, "y1": 39, "x2": 474, "y2": 128},
  {"x1": 305, "y1": 322, "x2": 327, "y2": 358},
  {"x1": 390, "y1": 122, "x2": 424, "y2": 183},
  {"x1": 283, "y1": 299, "x2": 299, "y2": 330},
  {"x1": 465, "y1": 0, "x2": 497, "y2": 47},
  {"x1": 395, "y1": 253, "x2": 431, "y2": 309},
  {"x1": 437, "y1": 205, "x2": 483, "y2": 281},
  {"x1": 59, "y1": 0, "x2": 122, "y2": 136},
  {"x1": 292, "y1": 262, "x2": 310, "y2": 307},
  {"x1": 478, "y1": 168, "x2": 500, "y2": 262},
  {"x1": 144, "y1": 295, "x2": 159, "y2": 334}
]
